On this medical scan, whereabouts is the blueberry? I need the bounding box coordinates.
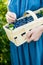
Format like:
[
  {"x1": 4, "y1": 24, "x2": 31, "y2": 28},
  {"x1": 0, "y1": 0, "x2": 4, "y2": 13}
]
[{"x1": 13, "y1": 13, "x2": 43, "y2": 29}]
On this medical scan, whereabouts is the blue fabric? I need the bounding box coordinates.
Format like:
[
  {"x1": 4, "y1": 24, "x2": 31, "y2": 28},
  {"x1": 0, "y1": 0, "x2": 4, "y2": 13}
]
[{"x1": 8, "y1": 0, "x2": 43, "y2": 65}]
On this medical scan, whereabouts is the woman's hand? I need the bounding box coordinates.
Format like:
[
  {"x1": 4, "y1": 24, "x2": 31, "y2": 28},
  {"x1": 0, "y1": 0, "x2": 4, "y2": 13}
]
[
  {"x1": 6, "y1": 11, "x2": 17, "y2": 23},
  {"x1": 26, "y1": 25, "x2": 43, "y2": 43}
]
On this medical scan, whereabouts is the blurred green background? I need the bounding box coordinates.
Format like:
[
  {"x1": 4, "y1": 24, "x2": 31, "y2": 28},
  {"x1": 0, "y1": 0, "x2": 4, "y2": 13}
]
[{"x1": 0, "y1": 0, "x2": 11, "y2": 65}]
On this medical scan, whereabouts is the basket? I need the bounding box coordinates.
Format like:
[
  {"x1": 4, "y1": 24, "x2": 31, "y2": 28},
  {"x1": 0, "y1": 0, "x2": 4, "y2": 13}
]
[{"x1": 3, "y1": 8, "x2": 43, "y2": 46}]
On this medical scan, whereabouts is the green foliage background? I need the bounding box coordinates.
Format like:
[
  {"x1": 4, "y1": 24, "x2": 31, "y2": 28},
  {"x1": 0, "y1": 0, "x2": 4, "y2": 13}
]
[{"x1": 0, "y1": 0, "x2": 11, "y2": 65}]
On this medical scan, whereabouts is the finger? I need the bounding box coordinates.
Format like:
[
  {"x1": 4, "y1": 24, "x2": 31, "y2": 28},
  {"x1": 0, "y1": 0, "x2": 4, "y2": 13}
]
[
  {"x1": 30, "y1": 34, "x2": 35, "y2": 40},
  {"x1": 6, "y1": 14, "x2": 15, "y2": 21},
  {"x1": 7, "y1": 12, "x2": 16, "y2": 19},
  {"x1": 33, "y1": 39, "x2": 38, "y2": 41},
  {"x1": 32, "y1": 36, "x2": 40, "y2": 41},
  {"x1": 26, "y1": 31, "x2": 33, "y2": 43},
  {"x1": 26, "y1": 37, "x2": 32, "y2": 43},
  {"x1": 26, "y1": 31, "x2": 32, "y2": 38},
  {"x1": 26, "y1": 33, "x2": 33, "y2": 43},
  {"x1": 26, "y1": 35, "x2": 33, "y2": 43},
  {"x1": 7, "y1": 18, "x2": 15, "y2": 23},
  {"x1": 6, "y1": 16, "x2": 15, "y2": 23},
  {"x1": 29, "y1": 33, "x2": 38, "y2": 42}
]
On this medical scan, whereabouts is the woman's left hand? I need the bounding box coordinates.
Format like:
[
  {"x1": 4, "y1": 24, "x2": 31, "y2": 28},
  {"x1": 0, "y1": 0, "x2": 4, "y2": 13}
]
[{"x1": 26, "y1": 25, "x2": 43, "y2": 43}]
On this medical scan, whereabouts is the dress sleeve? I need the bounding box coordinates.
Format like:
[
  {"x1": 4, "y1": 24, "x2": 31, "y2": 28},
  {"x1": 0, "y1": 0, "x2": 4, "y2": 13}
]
[
  {"x1": 40, "y1": 0, "x2": 43, "y2": 7},
  {"x1": 41, "y1": 0, "x2": 43, "y2": 7},
  {"x1": 8, "y1": 0, "x2": 17, "y2": 14},
  {"x1": 29, "y1": 0, "x2": 40, "y2": 10}
]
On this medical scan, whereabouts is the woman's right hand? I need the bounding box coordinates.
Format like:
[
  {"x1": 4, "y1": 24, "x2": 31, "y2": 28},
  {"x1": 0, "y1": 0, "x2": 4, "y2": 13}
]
[{"x1": 6, "y1": 11, "x2": 17, "y2": 23}]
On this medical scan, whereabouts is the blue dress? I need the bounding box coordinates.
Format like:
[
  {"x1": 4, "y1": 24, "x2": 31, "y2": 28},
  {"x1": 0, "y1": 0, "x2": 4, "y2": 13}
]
[{"x1": 8, "y1": 0, "x2": 43, "y2": 65}]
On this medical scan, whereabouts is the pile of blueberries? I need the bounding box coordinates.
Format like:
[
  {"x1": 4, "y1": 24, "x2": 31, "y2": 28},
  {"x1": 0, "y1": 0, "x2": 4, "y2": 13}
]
[
  {"x1": 6, "y1": 10, "x2": 43, "y2": 30},
  {"x1": 14, "y1": 12, "x2": 43, "y2": 28},
  {"x1": 14, "y1": 16, "x2": 34, "y2": 28}
]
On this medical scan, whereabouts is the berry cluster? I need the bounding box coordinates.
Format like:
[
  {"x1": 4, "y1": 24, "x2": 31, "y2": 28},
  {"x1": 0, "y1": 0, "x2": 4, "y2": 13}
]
[{"x1": 7, "y1": 10, "x2": 43, "y2": 30}]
